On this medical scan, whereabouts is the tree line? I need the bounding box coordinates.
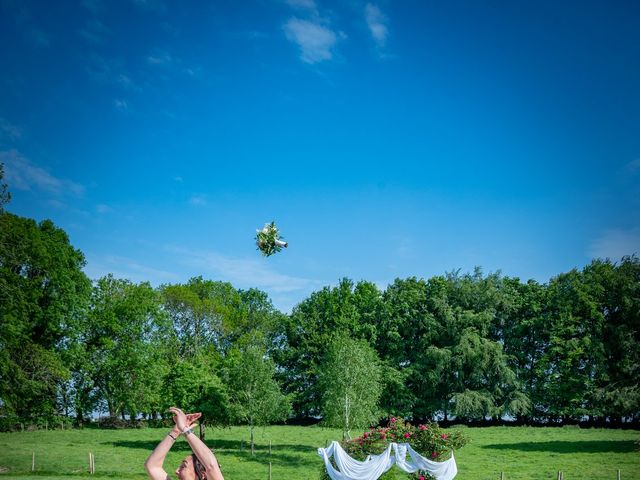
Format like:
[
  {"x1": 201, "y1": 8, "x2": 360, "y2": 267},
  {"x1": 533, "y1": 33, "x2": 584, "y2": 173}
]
[{"x1": 0, "y1": 168, "x2": 638, "y2": 431}]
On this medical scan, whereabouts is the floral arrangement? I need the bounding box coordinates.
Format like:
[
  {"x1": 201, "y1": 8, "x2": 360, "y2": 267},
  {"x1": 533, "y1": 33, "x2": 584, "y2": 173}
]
[
  {"x1": 255, "y1": 221, "x2": 287, "y2": 257},
  {"x1": 320, "y1": 417, "x2": 468, "y2": 480}
]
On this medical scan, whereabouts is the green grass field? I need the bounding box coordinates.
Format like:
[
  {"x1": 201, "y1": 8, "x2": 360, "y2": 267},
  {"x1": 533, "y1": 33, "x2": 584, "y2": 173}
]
[{"x1": 0, "y1": 425, "x2": 638, "y2": 480}]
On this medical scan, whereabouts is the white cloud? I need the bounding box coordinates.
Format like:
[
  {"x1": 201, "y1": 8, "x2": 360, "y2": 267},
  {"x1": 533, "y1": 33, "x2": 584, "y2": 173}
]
[
  {"x1": 131, "y1": 0, "x2": 167, "y2": 12},
  {"x1": 86, "y1": 53, "x2": 136, "y2": 90},
  {"x1": 286, "y1": 0, "x2": 316, "y2": 8},
  {"x1": 113, "y1": 99, "x2": 128, "y2": 111},
  {"x1": 80, "y1": 19, "x2": 110, "y2": 44},
  {"x1": 283, "y1": 18, "x2": 338, "y2": 63},
  {"x1": 84, "y1": 254, "x2": 180, "y2": 284},
  {"x1": 588, "y1": 228, "x2": 640, "y2": 260},
  {"x1": 626, "y1": 158, "x2": 640, "y2": 173},
  {"x1": 393, "y1": 236, "x2": 414, "y2": 258},
  {"x1": 0, "y1": 118, "x2": 23, "y2": 141},
  {"x1": 26, "y1": 27, "x2": 50, "y2": 47},
  {"x1": 0, "y1": 149, "x2": 85, "y2": 196},
  {"x1": 147, "y1": 50, "x2": 174, "y2": 65},
  {"x1": 96, "y1": 204, "x2": 113, "y2": 213},
  {"x1": 285, "y1": 0, "x2": 318, "y2": 15},
  {"x1": 167, "y1": 245, "x2": 321, "y2": 295},
  {"x1": 82, "y1": 0, "x2": 105, "y2": 14},
  {"x1": 365, "y1": 3, "x2": 388, "y2": 47},
  {"x1": 189, "y1": 194, "x2": 207, "y2": 206}
]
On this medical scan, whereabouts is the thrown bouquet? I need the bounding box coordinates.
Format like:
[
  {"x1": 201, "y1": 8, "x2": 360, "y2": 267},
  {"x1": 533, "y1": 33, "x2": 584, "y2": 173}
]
[{"x1": 255, "y1": 221, "x2": 288, "y2": 257}]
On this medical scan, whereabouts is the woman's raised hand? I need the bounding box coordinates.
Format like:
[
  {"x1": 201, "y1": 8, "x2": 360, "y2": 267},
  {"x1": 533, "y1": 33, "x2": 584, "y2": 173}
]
[
  {"x1": 186, "y1": 412, "x2": 202, "y2": 427},
  {"x1": 169, "y1": 407, "x2": 201, "y2": 431}
]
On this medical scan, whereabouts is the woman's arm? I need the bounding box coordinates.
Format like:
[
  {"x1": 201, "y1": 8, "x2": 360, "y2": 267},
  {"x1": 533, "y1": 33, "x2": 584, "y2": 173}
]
[
  {"x1": 169, "y1": 407, "x2": 224, "y2": 480},
  {"x1": 144, "y1": 426, "x2": 180, "y2": 480},
  {"x1": 145, "y1": 412, "x2": 201, "y2": 480},
  {"x1": 184, "y1": 429, "x2": 224, "y2": 480}
]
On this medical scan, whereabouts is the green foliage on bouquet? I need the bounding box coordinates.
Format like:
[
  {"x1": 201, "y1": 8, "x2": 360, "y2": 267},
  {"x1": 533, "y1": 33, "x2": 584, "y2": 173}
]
[
  {"x1": 319, "y1": 417, "x2": 469, "y2": 480},
  {"x1": 255, "y1": 221, "x2": 287, "y2": 257}
]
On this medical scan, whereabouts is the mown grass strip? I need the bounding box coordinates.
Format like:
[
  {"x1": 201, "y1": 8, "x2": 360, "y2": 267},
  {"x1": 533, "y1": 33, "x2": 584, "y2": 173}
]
[{"x1": 0, "y1": 425, "x2": 638, "y2": 480}]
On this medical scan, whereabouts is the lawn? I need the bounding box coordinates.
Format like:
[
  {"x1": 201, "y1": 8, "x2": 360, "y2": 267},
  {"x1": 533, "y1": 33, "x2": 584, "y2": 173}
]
[{"x1": 0, "y1": 425, "x2": 638, "y2": 480}]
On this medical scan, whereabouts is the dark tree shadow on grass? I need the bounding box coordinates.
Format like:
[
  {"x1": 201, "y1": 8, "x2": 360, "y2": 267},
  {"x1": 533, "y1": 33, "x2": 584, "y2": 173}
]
[
  {"x1": 109, "y1": 439, "x2": 313, "y2": 453},
  {"x1": 109, "y1": 440, "x2": 316, "y2": 468},
  {"x1": 482, "y1": 440, "x2": 636, "y2": 454}
]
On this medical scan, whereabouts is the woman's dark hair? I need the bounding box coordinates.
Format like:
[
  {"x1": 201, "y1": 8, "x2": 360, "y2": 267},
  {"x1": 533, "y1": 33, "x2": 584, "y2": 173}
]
[{"x1": 191, "y1": 454, "x2": 206, "y2": 479}]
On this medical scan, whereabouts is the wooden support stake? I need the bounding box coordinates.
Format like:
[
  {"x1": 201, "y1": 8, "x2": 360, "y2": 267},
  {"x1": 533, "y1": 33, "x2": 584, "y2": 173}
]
[
  {"x1": 268, "y1": 462, "x2": 272, "y2": 480},
  {"x1": 20, "y1": 423, "x2": 24, "y2": 433},
  {"x1": 617, "y1": 469, "x2": 621, "y2": 480},
  {"x1": 31, "y1": 452, "x2": 35, "y2": 471},
  {"x1": 500, "y1": 472, "x2": 504, "y2": 480},
  {"x1": 88, "y1": 453, "x2": 92, "y2": 473},
  {"x1": 557, "y1": 471, "x2": 561, "y2": 480}
]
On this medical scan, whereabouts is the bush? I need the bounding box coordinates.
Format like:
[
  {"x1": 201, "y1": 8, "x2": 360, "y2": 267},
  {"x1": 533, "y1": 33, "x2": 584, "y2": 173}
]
[
  {"x1": 0, "y1": 414, "x2": 20, "y2": 432},
  {"x1": 96, "y1": 416, "x2": 129, "y2": 429},
  {"x1": 96, "y1": 416, "x2": 151, "y2": 429}
]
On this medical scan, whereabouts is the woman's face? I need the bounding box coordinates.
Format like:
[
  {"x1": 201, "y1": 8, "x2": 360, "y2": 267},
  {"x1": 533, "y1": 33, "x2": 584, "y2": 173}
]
[{"x1": 175, "y1": 455, "x2": 197, "y2": 480}]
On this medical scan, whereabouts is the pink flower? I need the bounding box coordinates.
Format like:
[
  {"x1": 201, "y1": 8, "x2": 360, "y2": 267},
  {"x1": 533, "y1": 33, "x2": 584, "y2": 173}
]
[
  {"x1": 419, "y1": 424, "x2": 427, "y2": 431},
  {"x1": 404, "y1": 432, "x2": 411, "y2": 438},
  {"x1": 380, "y1": 433, "x2": 386, "y2": 439},
  {"x1": 441, "y1": 434, "x2": 448, "y2": 439},
  {"x1": 363, "y1": 432, "x2": 369, "y2": 438},
  {"x1": 431, "y1": 452, "x2": 437, "y2": 458},
  {"x1": 390, "y1": 417, "x2": 396, "y2": 423},
  {"x1": 420, "y1": 477, "x2": 425, "y2": 480}
]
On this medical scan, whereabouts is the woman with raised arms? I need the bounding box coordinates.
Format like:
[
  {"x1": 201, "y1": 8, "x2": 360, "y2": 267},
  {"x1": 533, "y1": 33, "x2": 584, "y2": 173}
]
[{"x1": 145, "y1": 407, "x2": 224, "y2": 480}]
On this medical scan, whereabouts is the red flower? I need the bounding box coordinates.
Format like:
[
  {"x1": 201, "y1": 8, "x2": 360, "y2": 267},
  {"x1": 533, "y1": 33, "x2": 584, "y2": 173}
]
[
  {"x1": 390, "y1": 417, "x2": 396, "y2": 423},
  {"x1": 420, "y1": 477, "x2": 425, "y2": 480},
  {"x1": 404, "y1": 432, "x2": 411, "y2": 438},
  {"x1": 431, "y1": 452, "x2": 438, "y2": 458},
  {"x1": 419, "y1": 424, "x2": 427, "y2": 431},
  {"x1": 441, "y1": 434, "x2": 448, "y2": 440}
]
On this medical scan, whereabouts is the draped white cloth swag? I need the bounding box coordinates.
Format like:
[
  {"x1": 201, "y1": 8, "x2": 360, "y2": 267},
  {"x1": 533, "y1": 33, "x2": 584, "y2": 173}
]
[{"x1": 317, "y1": 441, "x2": 458, "y2": 480}]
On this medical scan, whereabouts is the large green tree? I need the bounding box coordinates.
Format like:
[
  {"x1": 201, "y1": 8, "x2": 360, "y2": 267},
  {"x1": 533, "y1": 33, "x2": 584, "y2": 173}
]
[
  {"x1": 597, "y1": 256, "x2": 640, "y2": 422},
  {"x1": 376, "y1": 273, "x2": 523, "y2": 421},
  {"x1": 224, "y1": 345, "x2": 290, "y2": 454},
  {"x1": 160, "y1": 277, "x2": 279, "y2": 358},
  {"x1": 542, "y1": 266, "x2": 608, "y2": 421},
  {"x1": 0, "y1": 213, "x2": 91, "y2": 422},
  {"x1": 162, "y1": 355, "x2": 229, "y2": 432},
  {"x1": 494, "y1": 278, "x2": 549, "y2": 422},
  {"x1": 318, "y1": 335, "x2": 382, "y2": 439},
  {"x1": 0, "y1": 163, "x2": 10, "y2": 214},
  {"x1": 78, "y1": 275, "x2": 170, "y2": 419},
  {"x1": 277, "y1": 278, "x2": 380, "y2": 417}
]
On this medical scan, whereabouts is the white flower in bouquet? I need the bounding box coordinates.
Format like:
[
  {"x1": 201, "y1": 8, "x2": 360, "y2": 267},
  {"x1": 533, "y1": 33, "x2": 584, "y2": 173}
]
[{"x1": 255, "y1": 221, "x2": 288, "y2": 257}]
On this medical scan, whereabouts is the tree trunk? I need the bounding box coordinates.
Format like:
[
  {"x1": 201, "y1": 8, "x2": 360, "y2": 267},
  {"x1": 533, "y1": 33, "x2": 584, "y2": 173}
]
[
  {"x1": 76, "y1": 409, "x2": 84, "y2": 427},
  {"x1": 250, "y1": 424, "x2": 255, "y2": 456}
]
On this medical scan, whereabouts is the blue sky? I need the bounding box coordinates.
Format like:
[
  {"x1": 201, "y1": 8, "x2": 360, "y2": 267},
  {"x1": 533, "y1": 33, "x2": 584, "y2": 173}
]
[{"x1": 1, "y1": 0, "x2": 639, "y2": 312}]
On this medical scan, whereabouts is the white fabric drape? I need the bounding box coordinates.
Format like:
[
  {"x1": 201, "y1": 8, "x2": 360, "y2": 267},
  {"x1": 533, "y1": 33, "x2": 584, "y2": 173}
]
[{"x1": 318, "y1": 441, "x2": 457, "y2": 480}]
